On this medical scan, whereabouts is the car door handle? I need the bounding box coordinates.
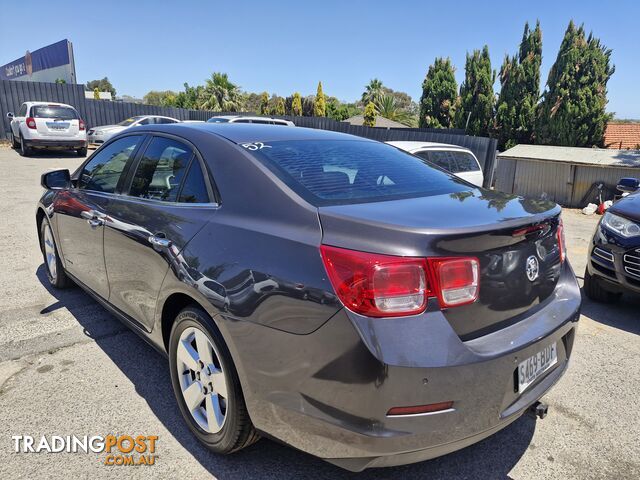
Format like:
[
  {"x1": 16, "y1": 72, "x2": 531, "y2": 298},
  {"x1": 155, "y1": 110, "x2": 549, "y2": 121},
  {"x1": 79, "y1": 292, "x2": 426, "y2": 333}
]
[
  {"x1": 80, "y1": 210, "x2": 105, "y2": 228},
  {"x1": 148, "y1": 235, "x2": 172, "y2": 248}
]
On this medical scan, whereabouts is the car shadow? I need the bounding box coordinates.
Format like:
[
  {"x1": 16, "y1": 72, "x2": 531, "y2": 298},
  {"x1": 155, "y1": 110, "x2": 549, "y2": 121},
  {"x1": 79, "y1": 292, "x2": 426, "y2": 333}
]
[
  {"x1": 579, "y1": 289, "x2": 640, "y2": 336},
  {"x1": 12, "y1": 145, "x2": 82, "y2": 158},
  {"x1": 36, "y1": 265, "x2": 535, "y2": 479}
]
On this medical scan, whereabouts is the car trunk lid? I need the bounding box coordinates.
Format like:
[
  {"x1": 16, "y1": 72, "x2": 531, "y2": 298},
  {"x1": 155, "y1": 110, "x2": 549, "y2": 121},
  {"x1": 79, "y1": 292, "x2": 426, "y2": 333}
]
[{"x1": 318, "y1": 189, "x2": 563, "y2": 338}]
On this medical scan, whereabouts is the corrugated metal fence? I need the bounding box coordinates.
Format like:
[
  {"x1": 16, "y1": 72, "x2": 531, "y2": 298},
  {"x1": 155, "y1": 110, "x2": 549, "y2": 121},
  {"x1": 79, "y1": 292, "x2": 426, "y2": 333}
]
[{"x1": 1, "y1": 80, "x2": 498, "y2": 187}]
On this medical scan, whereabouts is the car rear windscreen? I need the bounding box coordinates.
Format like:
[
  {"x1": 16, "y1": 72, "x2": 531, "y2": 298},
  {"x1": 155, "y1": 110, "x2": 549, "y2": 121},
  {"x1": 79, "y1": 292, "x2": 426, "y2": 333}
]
[
  {"x1": 246, "y1": 139, "x2": 472, "y2": 206},
  {"x1": 31, "y1": 105, "x2": 78, "y2": 120}
]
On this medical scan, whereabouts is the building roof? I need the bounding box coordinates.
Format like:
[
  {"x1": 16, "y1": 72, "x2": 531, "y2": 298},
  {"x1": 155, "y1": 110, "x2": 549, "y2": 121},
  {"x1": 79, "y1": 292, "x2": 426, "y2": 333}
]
[
  {"x1": 498, "y1": 144, "x2": 640, "y2": 168},
  {"x1": 342, "y1": 115, "x2": 409, "y2": 128},
  {"x1": 604, "y1": 123, "x2": 640, "y2": 149}
]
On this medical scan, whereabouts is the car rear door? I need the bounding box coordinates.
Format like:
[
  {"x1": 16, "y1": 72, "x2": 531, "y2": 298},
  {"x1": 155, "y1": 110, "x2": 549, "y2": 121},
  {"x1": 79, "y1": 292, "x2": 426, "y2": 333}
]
[
  {"x1": 103, "y1": 134, "x2": 217, "y2": 331},
  {"x1": 31, "y1": 105, "x2": 80, "y2": 138},
  {"x1": 55, "y1": 134, "x2": 145, "y2": 298}
]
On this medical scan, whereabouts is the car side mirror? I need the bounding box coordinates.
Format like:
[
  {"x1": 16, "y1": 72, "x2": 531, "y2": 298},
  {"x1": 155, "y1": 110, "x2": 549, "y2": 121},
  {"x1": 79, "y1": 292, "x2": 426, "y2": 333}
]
[
  {"x1": 6, "y1": 112, "x2": 14, "y2": 119},
  {"x1": 617, "y1": 177, "x2": 639, "y2": 194},
  {"x1": 41, "y1": 169, "x2": 71, "y2": 190}
]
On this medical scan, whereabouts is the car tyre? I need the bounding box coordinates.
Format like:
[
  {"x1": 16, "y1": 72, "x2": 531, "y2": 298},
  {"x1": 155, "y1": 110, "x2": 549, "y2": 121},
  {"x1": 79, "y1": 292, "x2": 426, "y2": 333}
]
[
  {"x1": 77, "y1": 147, "x2": 88, "y2": 157},
  {"x1": 40, "y1": 217, "x2": 71, "y2": 289},
  {"x1": 19, "y1": 135, "x2": 32, "y2": 157},
  {"x1": 11, "y1": 132, "x2": 20, "y2": 149},
  {"x1": 169, "y1": 306, "x2": 259, "y2": 454},
  {"x1": 583, "y1": 267, "x2": 621, "y2": 303}
]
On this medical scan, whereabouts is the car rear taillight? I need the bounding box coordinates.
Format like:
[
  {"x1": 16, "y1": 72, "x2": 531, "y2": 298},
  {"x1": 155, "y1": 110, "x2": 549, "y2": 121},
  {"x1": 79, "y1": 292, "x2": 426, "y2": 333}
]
[
  {"x1": 429, "y1": 257, "x2": 479, "y2": 307},
  {"x1": 320, "y1": 245, "x2": 428, "y2": 317},
  {"x1": 320, "y1": 245, "x2": 480, "y2": 317},
  {"x1": 557, "y1": 218, "x2": 566, "y2": 263},
  {"x1": 26, "y1": 117, "x2": 36, "y2": 129},
  {"x1": 79, "y1": 119, "x2": 85, "y2": 131}
]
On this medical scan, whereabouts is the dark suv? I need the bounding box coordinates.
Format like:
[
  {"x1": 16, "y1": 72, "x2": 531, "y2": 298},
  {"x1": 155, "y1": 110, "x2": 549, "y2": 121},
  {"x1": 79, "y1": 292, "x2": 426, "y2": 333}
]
[
  {"x1": 37, "y1": 123, "x2": 581, "y2": 471},
  {"x1": 585, "y1": 177, "x2": 640, "y2": 302}
]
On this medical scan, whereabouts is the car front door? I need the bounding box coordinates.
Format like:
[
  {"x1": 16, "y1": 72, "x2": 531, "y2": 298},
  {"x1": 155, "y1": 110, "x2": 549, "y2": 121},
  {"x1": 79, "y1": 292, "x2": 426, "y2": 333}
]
[
  {"x1": 54, "y1": 134, "x2": 145, "y2": 299},
  {"x1": 103, "y1": 134, "x2": 217, "y2": 330}
]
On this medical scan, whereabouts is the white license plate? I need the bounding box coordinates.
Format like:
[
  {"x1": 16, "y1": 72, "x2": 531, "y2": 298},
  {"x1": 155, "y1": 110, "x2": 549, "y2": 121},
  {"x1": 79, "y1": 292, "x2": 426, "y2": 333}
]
[{"x1": 518, "y1": 342, "x2": 557, "y2": 393}]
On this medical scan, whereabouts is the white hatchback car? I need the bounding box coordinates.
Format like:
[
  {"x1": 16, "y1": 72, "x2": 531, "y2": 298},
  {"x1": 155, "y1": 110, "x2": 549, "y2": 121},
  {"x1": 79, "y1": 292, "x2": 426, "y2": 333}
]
[
  {"x1": 87, "y1": 115, "x2": 181, "y2": 145},
  {"x1": 386, "y1": 141, "x2": 484, "y2": 187},
  {"x1": 7, "y1": 102, "x2": 88, "y2": 157}
]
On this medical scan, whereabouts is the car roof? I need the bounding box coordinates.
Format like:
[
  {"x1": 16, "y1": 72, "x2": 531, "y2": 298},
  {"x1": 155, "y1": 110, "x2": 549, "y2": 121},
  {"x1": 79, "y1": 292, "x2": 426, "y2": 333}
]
[
  {"x1": 26, "y1": 101, "x2": 74, "y2": 108},
  {"x1": 209, "y1": 115, "x2": 291, "y2": 122},
  {"x1": 386, "y1": 140, "x2": 473, "y2": 153},
  {"x1": 133, "y1": 122, "x2": 374, "y2": 145}
]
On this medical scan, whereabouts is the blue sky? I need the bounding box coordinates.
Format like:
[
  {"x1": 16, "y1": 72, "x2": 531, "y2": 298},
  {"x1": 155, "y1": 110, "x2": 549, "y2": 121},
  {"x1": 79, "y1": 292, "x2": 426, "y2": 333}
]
[{"x1": 1, "y1": 0, "x2": 638, "y2": 118}]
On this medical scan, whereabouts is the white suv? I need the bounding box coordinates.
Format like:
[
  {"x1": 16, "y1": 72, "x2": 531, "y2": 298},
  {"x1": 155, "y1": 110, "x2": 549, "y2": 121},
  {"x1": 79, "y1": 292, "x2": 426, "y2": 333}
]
[
  {"x1": 7, "y1": 102, "x2": 88, "y2": 157},
  {"x1": 386, "y1": 141, "x2": 484, "y2": 187}
]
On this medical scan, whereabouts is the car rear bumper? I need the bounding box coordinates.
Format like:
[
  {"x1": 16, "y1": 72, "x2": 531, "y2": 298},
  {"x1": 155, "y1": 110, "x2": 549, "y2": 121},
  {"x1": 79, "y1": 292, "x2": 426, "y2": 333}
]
[
  {"x1": 24, "y1": 139, "x2": 86, "y2": 149},
  {"x1": 223, "y1": 262, "x2": 581, "y2": 471}
]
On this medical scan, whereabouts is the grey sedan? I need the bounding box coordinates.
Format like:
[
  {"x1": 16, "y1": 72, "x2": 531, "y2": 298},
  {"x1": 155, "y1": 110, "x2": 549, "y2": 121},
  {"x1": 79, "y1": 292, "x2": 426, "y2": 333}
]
[{"x1": 36, "y1": 123, "x2": 580, "y2": 471}]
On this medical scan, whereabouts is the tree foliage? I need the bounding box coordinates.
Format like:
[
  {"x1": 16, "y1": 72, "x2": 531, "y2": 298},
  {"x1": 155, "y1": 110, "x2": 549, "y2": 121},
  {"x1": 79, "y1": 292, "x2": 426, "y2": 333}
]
[
  {"x1": 536, "y1": 21, "x2": 614, "y2": 147},
  {"x1": 455, "y1": 46, "x2": 495, "y2": 136},
  {"x1": 86, "y1": 77, "x2": 116, "y2": 98},
  {"x1": 143, "y1": 90, "x2": 178, "y2": 107},
  {"x1": 274, "y1": 97, "x2": 286, "y2": 115},
  {"x1": 93, "y1": 88, "x2": 100, "y2": 100},
  {"x1": 375, "y1": 94, "x2": 415, "y2": 126},
  {"x1": 314, "y1": 82, "x2": 326, "y2": 117},
  {"x1": 291, "y1": 92, "x2": 303, "y2": 116},
  {"x1": 259, "y1": 92, "x2": 270, "y2": 115},
  {"x1": 495, "y1": 21, "x2": 542, "y2": 150},
  {"x1": 175, "y1": 83, "x2": 204, "y2": 109},
  {"x1": 419, "y1": 57, "x2": 458, "y2": 128},
  {"x1": 361, "y1": 78, "x2": 384, "y2": 105},
  {"x1": 199, "y1": 72, "x2": 242, "y2": 111},
  {"x1": 363, "y1": 102, "x2": 377, "y2": 127}
]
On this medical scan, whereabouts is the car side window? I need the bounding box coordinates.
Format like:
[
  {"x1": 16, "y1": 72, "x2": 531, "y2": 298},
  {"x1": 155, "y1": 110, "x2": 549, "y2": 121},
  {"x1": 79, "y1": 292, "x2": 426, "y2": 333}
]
[
  {"x1": 18, "y1": 104, "x2": 27, "y2": 117},
  {"x1": 78, "y1": 136, "x2": 142, "y2": 193},
  {"x1": 157, "y1": 118, "x2": 177, "y2": 124},
  {"x1": 428, "y1": 151, "x2": 480, "y2": 173},
  {"x1": 137, "y1": 118, "x2": 151, "y2": 125},
  {"x1": 128, "y1": 137, "x2": 193, "y2": 202},
  {"x1": 416, "y1": 150, "x2": 451, "y2": 171},
  {"x1": 178, "y1": 159, "x2": 210, "y2": 203}
]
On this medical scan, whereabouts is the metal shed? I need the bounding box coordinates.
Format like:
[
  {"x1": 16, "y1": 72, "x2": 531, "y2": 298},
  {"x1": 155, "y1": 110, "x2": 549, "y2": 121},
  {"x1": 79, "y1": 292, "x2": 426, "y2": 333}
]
[{"x1": 495, "y1": 145, "x2": 640, "y2": 207}]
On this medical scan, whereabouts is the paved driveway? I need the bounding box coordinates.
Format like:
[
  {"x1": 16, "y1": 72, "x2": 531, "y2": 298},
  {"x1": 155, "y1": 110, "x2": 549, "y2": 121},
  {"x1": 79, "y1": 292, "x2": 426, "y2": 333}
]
[{"x1": 0, "y1": 146, "x2": 638, "y2": 479}]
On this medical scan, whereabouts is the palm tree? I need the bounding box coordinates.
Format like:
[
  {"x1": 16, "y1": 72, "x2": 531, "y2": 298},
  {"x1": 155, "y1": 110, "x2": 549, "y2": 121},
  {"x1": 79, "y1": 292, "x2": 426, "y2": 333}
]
[
  {"x1": 375, "y1": 94, "x2": 416, "y2": 126},
  {"x1": 361, "y1": 78, "x2": 384, "y2": 105},
  {"x1": 199, "y1": 72, "x2": 243, "y2": 111}
]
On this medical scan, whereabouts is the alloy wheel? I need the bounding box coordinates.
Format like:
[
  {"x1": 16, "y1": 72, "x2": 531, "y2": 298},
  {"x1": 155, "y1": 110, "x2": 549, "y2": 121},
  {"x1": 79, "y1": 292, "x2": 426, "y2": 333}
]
[
  {"x1": 43, "y1": 223, "x2": 57, "y2": 282},
  {"x1": 176, "y1": 326, "x2": 228, "y2": 433}
]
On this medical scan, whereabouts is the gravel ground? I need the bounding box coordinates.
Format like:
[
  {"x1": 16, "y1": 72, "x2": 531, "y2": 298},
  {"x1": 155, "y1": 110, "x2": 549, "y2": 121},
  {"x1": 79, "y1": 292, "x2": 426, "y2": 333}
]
[{"x1": 0, "y1": 146, "x2": 638, "y2": 479}]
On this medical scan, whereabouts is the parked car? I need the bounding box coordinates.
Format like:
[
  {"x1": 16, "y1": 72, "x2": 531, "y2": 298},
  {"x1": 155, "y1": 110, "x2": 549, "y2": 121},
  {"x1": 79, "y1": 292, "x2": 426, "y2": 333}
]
[
  {"x1": 37, "y1": 123, "x2": 580, "y2": 471},
  {"x1": 207, "y1": 115, "x2": 295, "y2": 126},
  {"x1": 7, "y1": 102, "x2": 87, "y2": 157},
  {"x1": 585, "y1": 177, "x2": 640, "y2": 302},
  {"x1": 87, "y1": 115, "x2": 180, "y2": 145},
  {"x1": 386, "y1": 141, "x2": 484, "y2": 187}
]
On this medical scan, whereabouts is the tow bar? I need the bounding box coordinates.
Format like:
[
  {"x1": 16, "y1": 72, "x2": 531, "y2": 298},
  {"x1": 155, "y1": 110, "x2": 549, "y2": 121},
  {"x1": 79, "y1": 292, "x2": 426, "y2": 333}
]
[{"x1": 528, "y1": 401, "x2": 549, "y2": 419}]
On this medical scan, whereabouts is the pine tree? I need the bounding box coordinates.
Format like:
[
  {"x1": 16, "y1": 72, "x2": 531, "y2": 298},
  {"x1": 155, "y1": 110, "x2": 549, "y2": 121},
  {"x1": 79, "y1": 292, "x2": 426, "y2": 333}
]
[
  {"x1": 536, "y1": 21, "x2": 614, "y2": 147},
  {"x1": 275, "y1": 97, "x2": 285, "y2": 115},
  {"x1": 314, "y1": 82, "x2": 326, "y2": 117},
  {"x1": 455, "y1": 46, "x2": 495, "y2": 137},
  {"x1": 495, "y1": 21, "x2": 542, "y2": 150},
  {"x1": 259, "y1": 92, "x2": 269, "y2": 115},
  {"x1": 419, "y1": 58, "x2": 458, "y2": 128},
  {"x1": 363, "y1": 102, "x2": 377, "y2": 127},
  {"x1": 292, "y1": 92, "x2": 303, "y2": 116}
]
